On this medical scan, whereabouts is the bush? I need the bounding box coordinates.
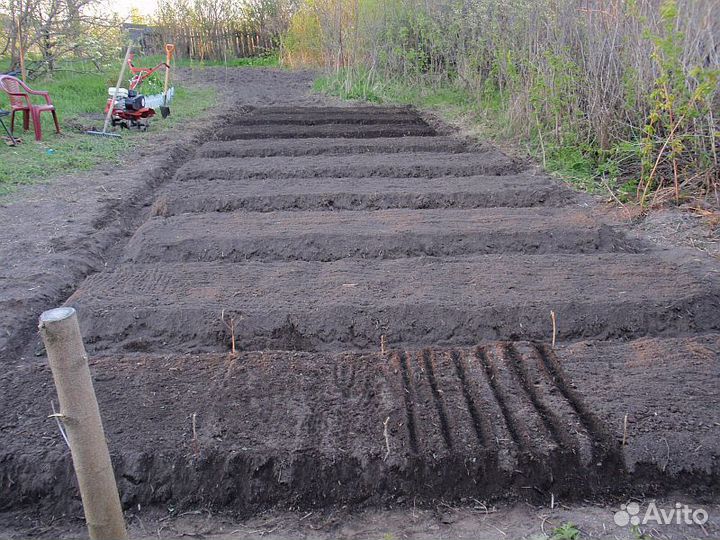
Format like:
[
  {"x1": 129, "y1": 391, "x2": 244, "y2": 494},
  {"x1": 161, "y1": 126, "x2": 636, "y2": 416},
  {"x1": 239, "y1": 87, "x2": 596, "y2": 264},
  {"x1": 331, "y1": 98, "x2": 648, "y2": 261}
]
[{"x1": 286, "y1": 0, "x2": 720, "y2": 206}]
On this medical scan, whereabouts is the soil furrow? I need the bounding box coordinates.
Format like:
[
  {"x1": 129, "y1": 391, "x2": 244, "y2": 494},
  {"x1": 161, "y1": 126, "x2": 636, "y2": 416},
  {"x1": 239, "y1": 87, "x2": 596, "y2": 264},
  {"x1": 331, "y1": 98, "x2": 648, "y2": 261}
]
[
  {"x1": 216, "y1": 123, "x2": 436, "y2": 140},
  {"x1": 421, "y1": 350, "x2": 454, "y2": 449},
  {"x1": 396, "y1": 352, "x2": 420, "y2": 455},
  {"x1": 475, "y1": 347, "x2": 535, "y2": 455},
  {"x1": 454, "y1": 349, "x2": 517, "y2": 476},
  {"x1": 198, "y1": 136, "x2": 472, "y2": 158},
  {"x1": 449, "y1": 350, "x2": 493, "y2": 449},
  {"x1": 225, "y1": 112, "x2": 427, "y2": 126},
  {"x1": 532, "y1": 343, "x2": 620, "y2": 451},
  {"x1": 502, "y1": 343, "x2": 586, "y2": 458}
]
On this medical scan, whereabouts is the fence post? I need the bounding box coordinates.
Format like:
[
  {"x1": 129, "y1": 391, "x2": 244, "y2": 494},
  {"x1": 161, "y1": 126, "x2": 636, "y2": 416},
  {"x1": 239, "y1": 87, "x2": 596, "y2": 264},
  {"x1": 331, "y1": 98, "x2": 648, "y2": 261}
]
[{"x1": 39, "y1": 307, "x2": 128, "y2": 540}]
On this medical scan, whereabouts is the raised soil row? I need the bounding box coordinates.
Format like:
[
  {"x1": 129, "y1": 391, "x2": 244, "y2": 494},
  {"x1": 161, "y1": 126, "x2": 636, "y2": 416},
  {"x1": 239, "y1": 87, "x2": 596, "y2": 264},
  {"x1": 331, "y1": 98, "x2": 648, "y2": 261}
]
[
  {"x1": 67, "y1": 253, "x2": 720, "y2": 354},
  {"x1": 2, "y1": 336, "x2": 718, "y2": 514}
]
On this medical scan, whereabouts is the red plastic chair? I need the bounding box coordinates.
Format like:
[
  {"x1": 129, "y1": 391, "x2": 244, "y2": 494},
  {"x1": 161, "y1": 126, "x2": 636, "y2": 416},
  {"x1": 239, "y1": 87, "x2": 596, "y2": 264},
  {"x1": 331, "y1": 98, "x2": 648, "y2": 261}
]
[{"x1": 0, "y1": 75, "x2": 60, "y2": 141}]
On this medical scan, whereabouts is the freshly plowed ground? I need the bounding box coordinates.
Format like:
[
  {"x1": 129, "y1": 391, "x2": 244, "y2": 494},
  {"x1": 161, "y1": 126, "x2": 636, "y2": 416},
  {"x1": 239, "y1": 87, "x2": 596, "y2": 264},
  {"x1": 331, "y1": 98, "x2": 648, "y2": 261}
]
[
  {"x1": 2, "y1": 336, "x2": 718, "y2": 514},
  {"x1": 124, "y1": 208, "x2": 643, "y2": 263},
  {"x1": 151, "y1": 174, "x2": 578, "y2": 215},
  {"x1": 1, "y1": 69, "x2": 718, "y2": 538}
]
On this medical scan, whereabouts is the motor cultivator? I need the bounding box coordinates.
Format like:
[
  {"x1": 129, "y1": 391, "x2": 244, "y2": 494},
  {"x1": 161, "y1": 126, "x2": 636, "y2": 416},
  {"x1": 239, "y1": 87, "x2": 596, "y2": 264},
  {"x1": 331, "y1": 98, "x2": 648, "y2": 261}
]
[{"x1": 105, "y1": 44, "x2": 175, "y2": 131}]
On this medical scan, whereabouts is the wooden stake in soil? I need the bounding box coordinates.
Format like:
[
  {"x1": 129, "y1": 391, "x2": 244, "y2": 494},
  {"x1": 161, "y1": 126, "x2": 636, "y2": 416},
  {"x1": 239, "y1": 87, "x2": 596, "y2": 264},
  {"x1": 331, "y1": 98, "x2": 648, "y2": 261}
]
[
  {"x1": 550, "y1": 310, "x2": 557, "y2": 348},
  {"x1": 39, "y1": 307, "x2": 128, "y2": 540}
]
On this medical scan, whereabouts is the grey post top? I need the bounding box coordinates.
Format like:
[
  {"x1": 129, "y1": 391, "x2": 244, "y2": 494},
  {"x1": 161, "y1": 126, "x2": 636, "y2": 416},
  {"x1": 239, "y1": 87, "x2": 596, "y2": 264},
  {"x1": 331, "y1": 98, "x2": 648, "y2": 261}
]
[{"x1": 39, "y1": 307, "x2": 76, "y2": 323}]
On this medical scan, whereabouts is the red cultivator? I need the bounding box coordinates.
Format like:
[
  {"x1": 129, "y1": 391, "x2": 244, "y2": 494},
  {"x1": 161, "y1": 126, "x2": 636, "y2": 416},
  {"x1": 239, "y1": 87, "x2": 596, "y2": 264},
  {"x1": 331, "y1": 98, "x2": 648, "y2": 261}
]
[{"x1": 105, "y1": 44, "x2": 175, "y2": 131}]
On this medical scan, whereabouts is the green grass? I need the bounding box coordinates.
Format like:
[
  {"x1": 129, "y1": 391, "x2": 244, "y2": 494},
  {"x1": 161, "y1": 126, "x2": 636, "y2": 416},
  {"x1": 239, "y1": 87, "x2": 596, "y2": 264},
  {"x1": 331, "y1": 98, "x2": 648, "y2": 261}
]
[
  {"x1": 0, "y1": 59, "x2": 218, "y2": 195},
  {"x1": 314, "y1": 69, "x2": 620, "y2": 195},
  {"x1": 140, "y1": 51, "x2": 281, "y2": 70}
]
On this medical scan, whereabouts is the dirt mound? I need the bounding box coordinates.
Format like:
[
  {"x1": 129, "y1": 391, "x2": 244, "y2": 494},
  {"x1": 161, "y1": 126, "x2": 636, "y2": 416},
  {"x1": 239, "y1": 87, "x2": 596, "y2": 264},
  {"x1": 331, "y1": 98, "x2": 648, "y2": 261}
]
[
  {"x1": 2, "y1": 336, "x2": 718, "y2": 515},
  {"x1": 175, "y1": 152, "x2": 526, "y2": 181},
  {"x1": 66, "y1": 253, "x2": 719, "y2": 354},
  {"x1": 125, "y1": 208, "x2": 644, "y2": 263},
  {"x1": 151, "y1": 175, "x2": 577, "y2": 216}
]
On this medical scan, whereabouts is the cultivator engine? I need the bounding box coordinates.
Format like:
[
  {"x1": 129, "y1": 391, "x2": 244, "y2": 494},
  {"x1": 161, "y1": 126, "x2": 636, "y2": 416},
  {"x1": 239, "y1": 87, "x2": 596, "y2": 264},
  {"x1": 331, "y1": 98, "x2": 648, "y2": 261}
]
[
  {"x1": 105, "y1": 46, "x2": 175, "y2": 131},
  {"x1": 106, "y1": 86, "x2": 154, "y2": 131}
]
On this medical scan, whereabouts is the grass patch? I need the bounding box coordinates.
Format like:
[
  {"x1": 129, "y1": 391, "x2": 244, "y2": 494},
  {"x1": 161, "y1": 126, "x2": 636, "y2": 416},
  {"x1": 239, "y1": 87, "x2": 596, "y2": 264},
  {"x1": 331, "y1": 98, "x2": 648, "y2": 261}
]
[
  {"x1": 141, "y1": 51, "x2": 281, "y2": 70},
  {"x1": 0, "y1": 60, "x2": 217, "y2": 195},
  {"x1": 314, "y1": 69, "x2": 623, "y2": 194}
]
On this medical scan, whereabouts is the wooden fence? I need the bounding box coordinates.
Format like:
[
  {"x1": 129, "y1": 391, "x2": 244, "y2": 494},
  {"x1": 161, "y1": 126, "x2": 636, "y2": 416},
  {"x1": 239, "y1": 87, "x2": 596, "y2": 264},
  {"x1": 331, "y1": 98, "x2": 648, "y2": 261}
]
[{"x1": 125, "y1": 25, "x2": 277, "y2": 60}]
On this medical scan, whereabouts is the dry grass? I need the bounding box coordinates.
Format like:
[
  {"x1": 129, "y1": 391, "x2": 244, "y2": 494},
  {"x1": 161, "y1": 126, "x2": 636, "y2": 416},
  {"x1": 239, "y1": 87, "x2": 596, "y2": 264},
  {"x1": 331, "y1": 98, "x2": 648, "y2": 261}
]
[{"x1": 286, "y1": 0, "x2": 719, "y2": 206}]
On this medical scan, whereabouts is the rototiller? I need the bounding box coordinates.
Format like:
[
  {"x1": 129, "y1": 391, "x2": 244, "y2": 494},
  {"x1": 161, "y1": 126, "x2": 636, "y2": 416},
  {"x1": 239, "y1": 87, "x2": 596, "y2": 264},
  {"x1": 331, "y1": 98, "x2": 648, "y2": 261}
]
[{"x1": 104, "y1": 44, "x2": 175, "y2": 131}]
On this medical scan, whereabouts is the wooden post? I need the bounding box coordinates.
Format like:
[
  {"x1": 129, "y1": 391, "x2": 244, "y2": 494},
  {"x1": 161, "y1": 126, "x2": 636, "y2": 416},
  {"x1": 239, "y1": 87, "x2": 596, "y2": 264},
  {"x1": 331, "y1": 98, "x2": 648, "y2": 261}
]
[
  {"x1": 39, "y1": 307, "x2": 128, "y2": 540},
  {"x1": 16, "y1": 0, "x2": 27, "y2": 81}
]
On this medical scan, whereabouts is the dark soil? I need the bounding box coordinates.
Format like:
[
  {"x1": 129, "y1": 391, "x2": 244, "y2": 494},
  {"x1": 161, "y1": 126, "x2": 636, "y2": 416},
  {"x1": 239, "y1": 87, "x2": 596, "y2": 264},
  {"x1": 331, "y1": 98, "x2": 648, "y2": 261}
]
[
  {"x1": 174, "y1": 152, "x2": 524, "y2": 181},
  {"x1": 151, "y1": 174, "x2": 578, "y2": 215},
  {"x1": 124, "y1": 208, "x2": 644, "y2": 263},
  {"x1": 1, "y1": 337, "x2": 718, "y2": 516},
  {"x1": 1, "y1": 68, "x2": 719, "y2": 538},
  {"x1": 66, "y1": 253, "x2": 719, "y2": 354},
  {"x1": 198, "y1": 136, "x2": 475, "y2": 158},
  {"x1": 216, "y1": 122, "x2": 436, "y2": 140}
]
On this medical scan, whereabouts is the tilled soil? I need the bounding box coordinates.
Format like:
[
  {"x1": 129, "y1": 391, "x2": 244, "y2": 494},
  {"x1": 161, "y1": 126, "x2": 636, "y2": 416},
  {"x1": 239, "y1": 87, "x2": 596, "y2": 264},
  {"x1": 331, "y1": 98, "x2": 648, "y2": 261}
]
[
  {"x1": 151, "y1": 174, "x2": 578, "y2": 215},
  {"x1": 2, "y1": 337, "x2": 718, "y2": 515},
  {"x1": 68, "y1": 254, "x2": 719, "y2": 353},
  {"x1": 124, "y1": 208, "x2": 643, "y2": 263},
  {"x1": 1, "y1": 68, "x2": 719, "y2": 534}
]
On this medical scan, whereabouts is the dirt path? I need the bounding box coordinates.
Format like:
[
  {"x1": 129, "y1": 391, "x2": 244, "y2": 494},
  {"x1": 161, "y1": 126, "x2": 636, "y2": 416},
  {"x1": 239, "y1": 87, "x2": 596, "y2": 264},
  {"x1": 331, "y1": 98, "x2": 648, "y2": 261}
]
[{"x1": 1, "y1": 68, "x2": 719, "y2": 539}]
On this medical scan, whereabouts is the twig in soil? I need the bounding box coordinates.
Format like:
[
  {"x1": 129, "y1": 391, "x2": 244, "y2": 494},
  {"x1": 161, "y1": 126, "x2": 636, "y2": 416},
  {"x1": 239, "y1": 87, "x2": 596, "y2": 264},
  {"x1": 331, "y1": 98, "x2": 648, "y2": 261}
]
[
  {"x1": 622, "y1": 413, "x2": 628, "y2": 447},
  {"x1": 221, "y1": 309, "x2": 238, "y2": 357},
  {"x1": 601, "y1": 178, "x2": 632, "y2": 219},
  {"x1": 48, "y1": 401, "x2": 70, "y2": 450},
  {"x1": 383, "y1": 416, "x2": 391, "y2": 461},
  {"x1": 540, "y1": 515, "x2": 550, "y2": 536},
  {"x1": 381, "y1": 334, "x2": 386, "y2": 356},
  {"x1": 550, "y1": 310, "x2": 557, "y2": 348}
]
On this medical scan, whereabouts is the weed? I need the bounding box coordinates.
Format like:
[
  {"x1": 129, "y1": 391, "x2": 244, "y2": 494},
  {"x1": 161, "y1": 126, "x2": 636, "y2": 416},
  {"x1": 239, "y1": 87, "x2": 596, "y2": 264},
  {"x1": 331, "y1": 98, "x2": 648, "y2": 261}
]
[
  {"x1": 292, "y1": 0, "x2": 720, "y2": 206},
  {"x1": 550, "y1": 522, "x2": 581, "y2": 540},
  {"x1": 630, "y1": 525, "x2": 652, "y2": 540}
]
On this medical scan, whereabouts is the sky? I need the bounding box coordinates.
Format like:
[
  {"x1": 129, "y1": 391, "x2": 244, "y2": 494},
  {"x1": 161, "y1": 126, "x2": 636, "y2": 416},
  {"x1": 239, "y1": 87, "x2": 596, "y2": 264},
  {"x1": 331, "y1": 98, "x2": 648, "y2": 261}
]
[{"x1": 111, "y1": 0, "x2": 159, "y2": 20}]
